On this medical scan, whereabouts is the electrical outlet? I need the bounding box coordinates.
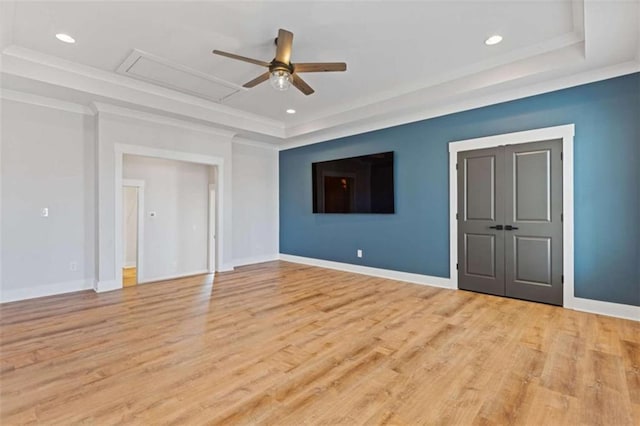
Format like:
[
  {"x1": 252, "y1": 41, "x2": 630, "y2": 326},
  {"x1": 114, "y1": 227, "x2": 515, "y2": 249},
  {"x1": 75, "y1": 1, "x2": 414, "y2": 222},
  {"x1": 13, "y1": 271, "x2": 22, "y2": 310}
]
[
  {"x1": 40, "y1": 207, "x2": 49, "y2": 217},
  {"x1": 357, "y1": 249, "x2": 363, "y2": 258},
  {"x1": 69, "y1": 261, "x2": 78, "y2": 271}
]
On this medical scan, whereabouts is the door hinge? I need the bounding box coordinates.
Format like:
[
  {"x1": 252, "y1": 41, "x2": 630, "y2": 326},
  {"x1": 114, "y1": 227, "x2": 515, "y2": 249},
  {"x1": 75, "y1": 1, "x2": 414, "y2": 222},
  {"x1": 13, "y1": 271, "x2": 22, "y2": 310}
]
[
  {"x1": 456, "y1": 163, "x2": 458, "y2": 170},
  {"x1": 560, "y1": 152, "x2": 563, "y2": 161},
  {"x1": 561, "y1": 213, "x2": 563, "y2": 222},
  {"x1": 561, "y1": 275, "x2": 564, "y2": 284},
  {"x1": 456, "y1": 213, "x2": 459, "y2": 220},
  {"x1": 456, "y1": 263, "x2": 459, "y2": 270}
]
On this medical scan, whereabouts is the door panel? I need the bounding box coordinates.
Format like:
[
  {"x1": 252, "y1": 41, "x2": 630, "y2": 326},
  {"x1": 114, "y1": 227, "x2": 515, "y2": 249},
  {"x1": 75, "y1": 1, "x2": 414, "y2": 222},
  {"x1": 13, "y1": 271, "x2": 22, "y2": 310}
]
[
  {"x1": 514, "y1": 150, "x2": 551, "y2": 222},
  {"x1": 513, "y1": 236, "x2": 551, "y2": 285},
  {"x1": 465, "y1": 234, "x2": 496, "y2": 278},
  {"x1": 466, "y1": 156, "x2": 496, "y2": 221},
  {"x1": 505, "y1": 139, "x2": 563, "y2": 305},
  {"x1": 458, "y1": 147, "x2": 505, "y2": 296}
]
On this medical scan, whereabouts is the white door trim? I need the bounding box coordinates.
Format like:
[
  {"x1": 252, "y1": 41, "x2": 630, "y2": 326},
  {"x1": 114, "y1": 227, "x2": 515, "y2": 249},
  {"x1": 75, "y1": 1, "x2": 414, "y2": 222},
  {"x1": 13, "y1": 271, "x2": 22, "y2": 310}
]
[
  {"x1": 448, "y1": 124, "x2": 575, "y2": 308},
  {"x1": 114, "y1": 144, "x2": 224, "y2": 290},
  {"x1": 122, "y1": 179, "x2": 145, "y2": 283}
]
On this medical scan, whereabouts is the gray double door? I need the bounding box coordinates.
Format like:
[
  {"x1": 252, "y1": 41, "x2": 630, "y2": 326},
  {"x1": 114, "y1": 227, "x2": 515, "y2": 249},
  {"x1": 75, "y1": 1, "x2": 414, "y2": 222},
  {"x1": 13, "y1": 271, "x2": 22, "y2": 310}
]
[{"x1": 457, "y1": 139, "x2": 563, "y2": 306}]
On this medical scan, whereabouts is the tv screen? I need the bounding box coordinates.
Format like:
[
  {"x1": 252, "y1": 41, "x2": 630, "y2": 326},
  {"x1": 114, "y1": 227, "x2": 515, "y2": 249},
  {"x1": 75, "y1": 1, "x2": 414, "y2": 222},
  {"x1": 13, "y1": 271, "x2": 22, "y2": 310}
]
[{"x1": 312, "y1": 151, "x2": 394, "y2": 214}]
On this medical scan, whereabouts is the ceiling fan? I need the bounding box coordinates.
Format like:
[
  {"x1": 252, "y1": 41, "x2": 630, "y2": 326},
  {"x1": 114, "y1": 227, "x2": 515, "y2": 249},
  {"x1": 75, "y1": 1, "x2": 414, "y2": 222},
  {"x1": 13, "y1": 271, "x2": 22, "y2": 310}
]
[{"x1": 213, "y1": 29, "x2": 347, "y2": 96}]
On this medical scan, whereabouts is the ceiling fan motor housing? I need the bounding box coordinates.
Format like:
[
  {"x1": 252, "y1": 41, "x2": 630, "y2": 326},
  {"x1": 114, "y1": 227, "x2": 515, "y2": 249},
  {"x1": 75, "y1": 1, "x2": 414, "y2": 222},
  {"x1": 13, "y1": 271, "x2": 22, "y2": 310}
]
[{"x1": 270, "y1": 61, "x2": 294, "y2": 74}]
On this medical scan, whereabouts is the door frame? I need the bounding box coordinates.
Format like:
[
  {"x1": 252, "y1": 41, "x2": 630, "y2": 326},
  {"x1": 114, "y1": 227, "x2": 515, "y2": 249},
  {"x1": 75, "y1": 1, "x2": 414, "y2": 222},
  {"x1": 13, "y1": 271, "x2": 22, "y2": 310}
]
[
  {"x1": 122, "y1": 179, "x2": 145, "y2": 283},
  {"x1": 114, "y1": 144, "x2": 224, "y2": 290},
  {"x1": 449, "y1": 124, "x2": 575, "y2": 308}
]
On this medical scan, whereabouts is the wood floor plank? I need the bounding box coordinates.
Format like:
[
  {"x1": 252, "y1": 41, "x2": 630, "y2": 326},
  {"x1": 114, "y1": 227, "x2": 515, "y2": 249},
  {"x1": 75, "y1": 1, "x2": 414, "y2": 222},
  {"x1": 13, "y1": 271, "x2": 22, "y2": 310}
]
[{"x1": 1, "y1": 261, "x2": 638, "y2": 425}]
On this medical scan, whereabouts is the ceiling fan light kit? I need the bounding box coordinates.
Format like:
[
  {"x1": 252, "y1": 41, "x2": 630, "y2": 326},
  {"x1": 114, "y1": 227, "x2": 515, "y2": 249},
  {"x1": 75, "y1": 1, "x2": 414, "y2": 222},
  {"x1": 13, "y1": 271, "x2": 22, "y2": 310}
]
[
  {"x1": 270, "y1": 69, "x2": 293, "y2": 91},
  {"x1": 213, "y1": 28, "x2": 347, "y2": 96}
]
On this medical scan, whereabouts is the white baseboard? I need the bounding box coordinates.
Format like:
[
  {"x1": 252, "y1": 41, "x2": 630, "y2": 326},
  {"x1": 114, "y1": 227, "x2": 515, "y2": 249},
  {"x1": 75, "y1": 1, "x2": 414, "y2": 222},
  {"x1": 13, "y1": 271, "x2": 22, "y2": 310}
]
[
  {"x1": 279, "y1": 254, "x2": 454, "y2": 289},
  {"x1": 95, "y1": 280, "x2": 121, "y2": 293},
  {"x1": 218, "y1": 263, "x2": 235, "y2": 272},
  {"x1": 279, "y1": 254, "x2": 639, "y2": 322},
  {"x1": 0, "y1": 279, "x2": 94, "y2": 303},
  {"x1": 233, "y1": 254, "x2": 280, "y2": 268},
  {"x1": 137, "y1": 269, "x2": 211, "y2": 285},
  {"x1": 568, "y1": 297, "x2": 639, "y2": 322}
]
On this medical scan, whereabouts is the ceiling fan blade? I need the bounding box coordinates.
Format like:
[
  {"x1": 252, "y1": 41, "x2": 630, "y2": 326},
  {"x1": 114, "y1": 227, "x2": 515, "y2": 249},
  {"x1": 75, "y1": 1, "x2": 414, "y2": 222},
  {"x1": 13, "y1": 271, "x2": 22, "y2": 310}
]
[
  {"x1": 294, "y1": 62, "x2": 347, "y2": 73},
  {"x1": 292, "y1": 74, "x2": 314, "y2": 96},
  {"x1": 243, "y1": 71, "x2": 271, "y2": 88},
  {"x1": 212, "y1": 50, "x2": 270, "y2": 67},
  {"x1": 275, "y1": 29, "x2": 294, "y2": 64}
]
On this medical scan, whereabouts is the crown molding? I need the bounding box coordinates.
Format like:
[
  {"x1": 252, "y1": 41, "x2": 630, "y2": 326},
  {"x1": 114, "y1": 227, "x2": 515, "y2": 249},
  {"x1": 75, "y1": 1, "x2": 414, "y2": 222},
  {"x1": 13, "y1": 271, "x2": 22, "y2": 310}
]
[
  {"x1": 0, "y1": 87, "x2": 94, "y2": 115},
  {"x1": 92, "y1": 101, "x2": 237, "y2": 139},
  {"x1": 279, "y1": 59, "x2": 640, "y2": 151},
  {"x1": 286, "y1": 30, "x2": 585, "y2": 132},
  {"x1": 231, "y1": 135, "x2": 280, "y2": 151},
  {"x1": 1, "y1": 45, "x2": 285, "y2": 138},
  {"x1": 1, "y1": 0, "x2": 637, "y2": 152},
  {"x1": 4, "y1": 57, "x2": 637, "y2": 152},
  {"x1": 283, "y1": 41, "x2": 587, "y2": 141}
]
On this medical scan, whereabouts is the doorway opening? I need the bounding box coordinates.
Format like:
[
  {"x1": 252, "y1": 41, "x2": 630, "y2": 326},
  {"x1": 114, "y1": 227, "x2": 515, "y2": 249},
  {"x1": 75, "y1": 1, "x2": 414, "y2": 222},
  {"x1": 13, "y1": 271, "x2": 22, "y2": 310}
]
[
  {"x1": 122, "y1": 180, "x2": 144, "y2": 287},
  {"x1": 120, "y1": 155, "x2": 218, "y2": 286},
  {"x1": 111, "y1": 144, "x2": 225, "y2": 292}
]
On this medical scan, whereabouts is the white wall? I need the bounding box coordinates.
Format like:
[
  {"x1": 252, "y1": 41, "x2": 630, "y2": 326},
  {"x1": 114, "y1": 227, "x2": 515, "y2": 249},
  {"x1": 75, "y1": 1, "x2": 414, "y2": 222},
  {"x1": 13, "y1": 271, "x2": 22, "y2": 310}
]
[
  {"x1": 0, "y1": 99, "x2": 95, "y2": 302},
  {"x1": 232, "y1": 139, "x2": 279, "y2": 266},
  {"x1": 95, "y1": 109, "x2": 235, "y2": 291},
  {"x1": 123, "y1": 155, "x2": 210, "y2": 281},
  {"x1": 0, "y1": 94, "x2": 280, "y2": 301},
  {"x1": 122, "y1": 186, "x2": 137, "y2": 267}
]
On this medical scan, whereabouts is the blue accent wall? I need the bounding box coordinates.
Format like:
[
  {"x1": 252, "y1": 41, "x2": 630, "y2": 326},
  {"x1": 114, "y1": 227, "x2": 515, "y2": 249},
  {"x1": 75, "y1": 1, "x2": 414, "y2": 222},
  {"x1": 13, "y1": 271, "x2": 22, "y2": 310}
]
[{"x1": 280, "y1": 73, "x2": 640, "y2": 306}]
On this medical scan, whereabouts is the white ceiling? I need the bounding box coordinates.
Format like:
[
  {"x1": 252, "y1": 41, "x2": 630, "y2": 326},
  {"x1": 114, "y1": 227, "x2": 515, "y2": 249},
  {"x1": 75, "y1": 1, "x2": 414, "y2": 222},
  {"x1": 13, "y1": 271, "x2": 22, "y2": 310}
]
[{"x1": 1, "y1": 1, "x2": 639, "y2": 146}]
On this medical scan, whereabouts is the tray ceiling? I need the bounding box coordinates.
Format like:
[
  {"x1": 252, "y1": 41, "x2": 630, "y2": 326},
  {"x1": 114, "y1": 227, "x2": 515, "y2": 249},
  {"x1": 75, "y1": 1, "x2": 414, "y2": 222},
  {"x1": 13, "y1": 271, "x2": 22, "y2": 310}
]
[{"x1": 1, "y1": 1, "x2": 639, "y2": 145}]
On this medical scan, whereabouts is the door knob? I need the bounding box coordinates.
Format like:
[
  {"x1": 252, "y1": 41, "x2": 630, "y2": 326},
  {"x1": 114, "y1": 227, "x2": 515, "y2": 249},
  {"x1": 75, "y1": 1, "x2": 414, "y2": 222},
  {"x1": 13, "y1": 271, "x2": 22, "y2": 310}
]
[
  {"x1": 505, "y1": 225, "x2": 519, "y2": 230},
  {"x1": 489, "y1": 225, "x2": 503, "y2": 230}
]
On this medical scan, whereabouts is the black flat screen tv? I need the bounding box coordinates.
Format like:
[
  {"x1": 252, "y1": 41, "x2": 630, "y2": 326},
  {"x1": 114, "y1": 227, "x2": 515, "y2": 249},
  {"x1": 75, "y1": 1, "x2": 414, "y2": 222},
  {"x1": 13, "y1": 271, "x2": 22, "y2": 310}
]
[{"x1": 312, "y1": 151, "x2": 394, "y2": 214}]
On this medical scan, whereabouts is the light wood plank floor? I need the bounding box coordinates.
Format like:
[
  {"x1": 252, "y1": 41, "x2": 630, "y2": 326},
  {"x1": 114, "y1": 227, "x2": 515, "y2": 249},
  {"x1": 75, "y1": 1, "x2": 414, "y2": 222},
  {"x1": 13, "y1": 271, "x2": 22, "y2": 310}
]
[
  {"x1": 1, "y1": 261, "x2": 638, "y2": 425},
  {"x1": 122, "y1": 267, "x2": 137, "y2": 287}
]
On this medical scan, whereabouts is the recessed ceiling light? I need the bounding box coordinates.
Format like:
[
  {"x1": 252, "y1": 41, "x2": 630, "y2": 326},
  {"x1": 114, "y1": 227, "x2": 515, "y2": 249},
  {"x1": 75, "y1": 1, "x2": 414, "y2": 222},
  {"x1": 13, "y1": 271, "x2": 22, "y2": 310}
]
[
  {"x1": 485, "y1": 35, "x2": 503, "y2": 46},
  {"x1": 286, "y1": 109, "x2": 296, "y2": 114},
  {"x1": 55, "y1": 33, "x2": 76, "y2": 44}
]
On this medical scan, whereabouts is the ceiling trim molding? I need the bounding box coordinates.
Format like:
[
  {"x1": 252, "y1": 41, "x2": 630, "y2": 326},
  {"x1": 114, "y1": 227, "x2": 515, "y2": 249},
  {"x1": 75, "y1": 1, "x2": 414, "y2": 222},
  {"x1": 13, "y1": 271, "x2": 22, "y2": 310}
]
[
  {"x1": 286, "y1": 31, "x2": 585, "y2": 131},
  {"x1": 283, "y1": 41, "x2": 588, "y2": 140},
  {"x1": 1, "y1": 45, "x2": 286, "y2": 138},
  {"x1": 279, "y1": 59, "x2": 640, "y2": 151},
  {"x1": 92, "y1": 101, "x2": 237, "y2": 139},
  {"x1": 231, "y1": 135, "x2": 280, "y2": 151},
  {"x1": 0, "y1": 88, "x2": 94, "y2": 115},
  {"x1": 3, "y1": 45, "x2": 271, "y2": 124}
]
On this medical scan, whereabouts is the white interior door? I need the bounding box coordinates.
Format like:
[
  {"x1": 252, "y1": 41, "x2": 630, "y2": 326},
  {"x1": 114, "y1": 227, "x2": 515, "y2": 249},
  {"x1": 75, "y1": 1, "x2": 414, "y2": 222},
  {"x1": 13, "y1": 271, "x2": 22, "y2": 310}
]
[
  {"x1": 208, "y1": 185, "x2": 216, "y2": 273},
  {"x1": 122, "y1": 179, "x2": 145, "y2": 284}
]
